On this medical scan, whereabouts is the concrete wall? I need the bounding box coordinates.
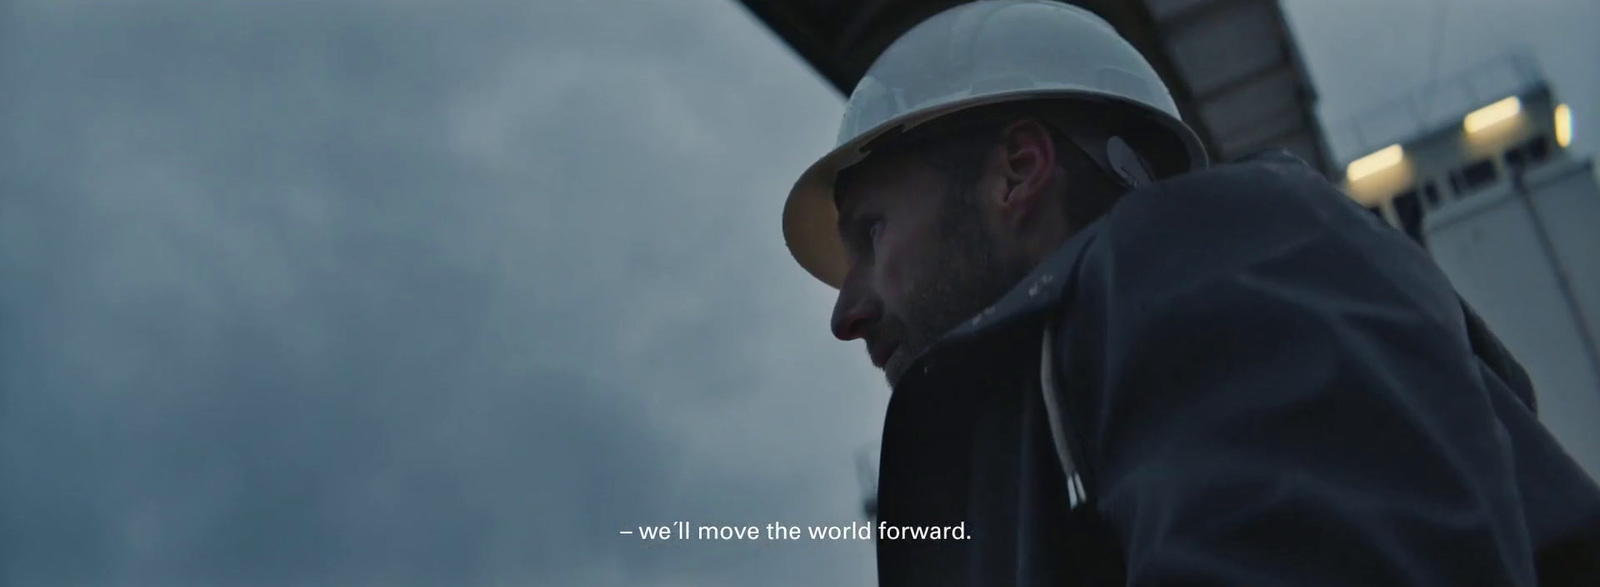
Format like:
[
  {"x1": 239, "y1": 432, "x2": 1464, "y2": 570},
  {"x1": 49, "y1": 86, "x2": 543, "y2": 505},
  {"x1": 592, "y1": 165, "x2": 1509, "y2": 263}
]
[{"x1": 1425, "y1": 158, "x2": 1600, "y2": 481}]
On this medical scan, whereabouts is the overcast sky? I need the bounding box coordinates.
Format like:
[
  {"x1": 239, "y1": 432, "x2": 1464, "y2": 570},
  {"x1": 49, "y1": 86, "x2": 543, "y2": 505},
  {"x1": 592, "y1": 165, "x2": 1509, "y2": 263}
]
[
  {"x1": 0, "y1": 1, "x2": 1594, "y2": 586},
  {"x1": 1285, "y1": 0, "x2": 1599, "y2": 161}
]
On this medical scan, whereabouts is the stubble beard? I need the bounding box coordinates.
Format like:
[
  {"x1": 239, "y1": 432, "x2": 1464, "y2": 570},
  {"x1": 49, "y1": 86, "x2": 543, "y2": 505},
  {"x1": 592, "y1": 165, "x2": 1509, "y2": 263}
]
[{"x1": 883, "y1": 196, "x2": 1031, "y2": 388}]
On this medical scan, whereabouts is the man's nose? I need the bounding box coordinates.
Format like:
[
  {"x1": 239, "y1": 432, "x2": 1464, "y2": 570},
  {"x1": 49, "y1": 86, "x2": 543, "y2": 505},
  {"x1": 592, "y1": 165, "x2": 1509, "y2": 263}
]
[{"x1": 831, "y1": 287, "x2": 880, "y2": 341}]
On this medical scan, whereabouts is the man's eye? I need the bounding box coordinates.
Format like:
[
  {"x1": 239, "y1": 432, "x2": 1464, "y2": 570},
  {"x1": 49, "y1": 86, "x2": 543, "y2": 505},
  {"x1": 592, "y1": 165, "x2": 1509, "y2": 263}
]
[
  {"x1": 845, "y1": 217, "x2": 884, "y2": 257},
  {"x1": 866, "y1": 219, "x2": 885, "y2": 241}
]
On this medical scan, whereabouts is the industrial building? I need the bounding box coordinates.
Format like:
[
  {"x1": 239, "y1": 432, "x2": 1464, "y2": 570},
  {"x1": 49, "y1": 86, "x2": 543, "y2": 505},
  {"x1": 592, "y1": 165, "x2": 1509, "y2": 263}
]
[{"x1": 1337, "y1": 51, "x2": 1600, "y2": 481}]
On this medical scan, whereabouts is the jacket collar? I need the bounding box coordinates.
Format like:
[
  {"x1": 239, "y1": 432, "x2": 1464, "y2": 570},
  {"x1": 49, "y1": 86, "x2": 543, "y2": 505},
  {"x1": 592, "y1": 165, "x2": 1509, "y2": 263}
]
[
  {"x1": 928, "y1": 149, "x2": 1307, "y2": 349},
  {"x1": 933, "y1": 219, "x2": 1104, "y2": 349}
]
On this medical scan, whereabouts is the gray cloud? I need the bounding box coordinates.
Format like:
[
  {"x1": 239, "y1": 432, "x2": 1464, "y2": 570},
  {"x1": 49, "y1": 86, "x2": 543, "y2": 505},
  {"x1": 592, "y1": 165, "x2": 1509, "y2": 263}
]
[{"x1": 2, "y1": 1, "x2": 879, "y2": 586}]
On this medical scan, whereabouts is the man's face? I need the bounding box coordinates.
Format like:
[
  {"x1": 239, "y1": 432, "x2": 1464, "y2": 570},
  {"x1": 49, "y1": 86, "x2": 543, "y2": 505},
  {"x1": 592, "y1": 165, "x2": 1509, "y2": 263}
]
[{"x1": 830, "y1": 153, "x2": 1031, "y2": 388}]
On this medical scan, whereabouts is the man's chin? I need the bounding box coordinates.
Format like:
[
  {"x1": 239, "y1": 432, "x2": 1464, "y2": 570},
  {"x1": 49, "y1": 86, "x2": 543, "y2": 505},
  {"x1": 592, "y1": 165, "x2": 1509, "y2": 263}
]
[{"x1": 883, "y1": 349, "x2": 912, "y2": 389}]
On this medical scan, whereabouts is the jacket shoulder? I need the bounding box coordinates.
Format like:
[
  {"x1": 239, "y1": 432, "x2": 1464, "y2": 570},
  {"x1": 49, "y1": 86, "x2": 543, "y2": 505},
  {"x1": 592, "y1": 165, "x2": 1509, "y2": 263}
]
[
  {"x1": 940, "y1": 151, "x2": 1432, "y2": 343},
  {"x1": 1082, "y1": 149, "x2": 1461, "y2": 317}
]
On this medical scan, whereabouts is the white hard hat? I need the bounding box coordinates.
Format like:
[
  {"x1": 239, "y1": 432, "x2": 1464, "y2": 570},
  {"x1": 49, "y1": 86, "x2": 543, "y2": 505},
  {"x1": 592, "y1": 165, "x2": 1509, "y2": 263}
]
[{"x1": 783, "y1": 0, "x2": 1208, "y2": 289}]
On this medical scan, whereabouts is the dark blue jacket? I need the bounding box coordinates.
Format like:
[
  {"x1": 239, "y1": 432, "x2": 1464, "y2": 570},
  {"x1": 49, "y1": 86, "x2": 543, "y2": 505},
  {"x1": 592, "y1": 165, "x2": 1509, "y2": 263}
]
[{"x1": 874, "y1": 151, "x2": 1600, "y2": 586}]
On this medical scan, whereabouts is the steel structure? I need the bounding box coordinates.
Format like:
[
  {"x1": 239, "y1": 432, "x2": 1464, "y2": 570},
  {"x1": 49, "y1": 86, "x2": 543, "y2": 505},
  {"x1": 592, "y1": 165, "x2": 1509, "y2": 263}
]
[
  {"x1": 737, "y1": 0, "x2": 1336, "y2": 175},
  {"x1": 1338, "y1": 52, "x2": 1600, "y2": 481}
]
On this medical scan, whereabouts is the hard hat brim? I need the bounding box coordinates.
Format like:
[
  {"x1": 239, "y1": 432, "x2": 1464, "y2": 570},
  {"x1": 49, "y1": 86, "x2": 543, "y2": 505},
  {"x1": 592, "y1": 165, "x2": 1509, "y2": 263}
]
[{"x1": 783, "y1": 90, "x2": 1207, "y2": 290}]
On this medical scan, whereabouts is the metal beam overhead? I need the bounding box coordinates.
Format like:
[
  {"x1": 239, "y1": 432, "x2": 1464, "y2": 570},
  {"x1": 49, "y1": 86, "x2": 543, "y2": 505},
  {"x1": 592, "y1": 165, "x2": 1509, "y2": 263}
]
[{"x1": 735, "y1": 0, "x2": 1337, "y2": 176}]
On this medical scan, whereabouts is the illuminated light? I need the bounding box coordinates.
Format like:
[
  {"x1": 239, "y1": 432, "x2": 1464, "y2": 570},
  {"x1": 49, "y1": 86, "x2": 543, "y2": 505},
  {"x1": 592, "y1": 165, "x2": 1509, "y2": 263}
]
[
  {"x1": 1464, "y1": 96, "x2": 1522, "y2": 134},
  {"x1": 1555, "y1": 103, "x2": 1573, "y2": 147},
  {"x1": 1346, "y1": 144, "x2": 1404, "y2": 182}
]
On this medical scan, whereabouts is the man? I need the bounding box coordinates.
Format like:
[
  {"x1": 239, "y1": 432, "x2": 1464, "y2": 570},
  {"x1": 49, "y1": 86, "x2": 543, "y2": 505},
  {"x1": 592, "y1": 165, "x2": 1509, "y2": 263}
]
[{"x1": 779, "y1": 1, "x2": 1600, "y2": 585}]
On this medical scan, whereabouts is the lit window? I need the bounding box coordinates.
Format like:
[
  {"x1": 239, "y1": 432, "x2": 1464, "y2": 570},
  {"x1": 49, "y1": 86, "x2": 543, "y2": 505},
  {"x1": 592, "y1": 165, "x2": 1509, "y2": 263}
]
[
  {"x1": 1347, "y1": 144, "x2": 1404, "y2": 182},
  {"x1": 1555, "y1": 104, "x2": 1573, "y2": 148},
  {"x1": 1464, "y1": 96, "x2": 1522, "y2": 134}
]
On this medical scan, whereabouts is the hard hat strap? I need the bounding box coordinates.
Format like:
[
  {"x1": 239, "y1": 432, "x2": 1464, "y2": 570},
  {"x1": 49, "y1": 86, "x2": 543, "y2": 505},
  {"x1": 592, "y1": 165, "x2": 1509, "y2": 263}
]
[
  {"x1": 1053, "y1": 124, "x2": 1155, "y2": 191},
  {"x1": 1106, "y1": 136, "x2": 1155, "y2": 188}
]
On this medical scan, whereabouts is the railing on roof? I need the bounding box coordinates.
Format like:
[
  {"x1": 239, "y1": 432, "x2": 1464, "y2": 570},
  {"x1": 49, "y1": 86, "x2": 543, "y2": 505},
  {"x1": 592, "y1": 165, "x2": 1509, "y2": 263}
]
[{"x1": 1326, "y1": 49, "x2": 1547, "y2": 166}]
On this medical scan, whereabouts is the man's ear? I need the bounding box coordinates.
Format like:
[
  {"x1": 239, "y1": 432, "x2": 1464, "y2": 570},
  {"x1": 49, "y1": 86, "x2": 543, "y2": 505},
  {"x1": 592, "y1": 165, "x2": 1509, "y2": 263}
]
[{"x1": 993, "y1": 119, "x2": 1058, "y2": 215}]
